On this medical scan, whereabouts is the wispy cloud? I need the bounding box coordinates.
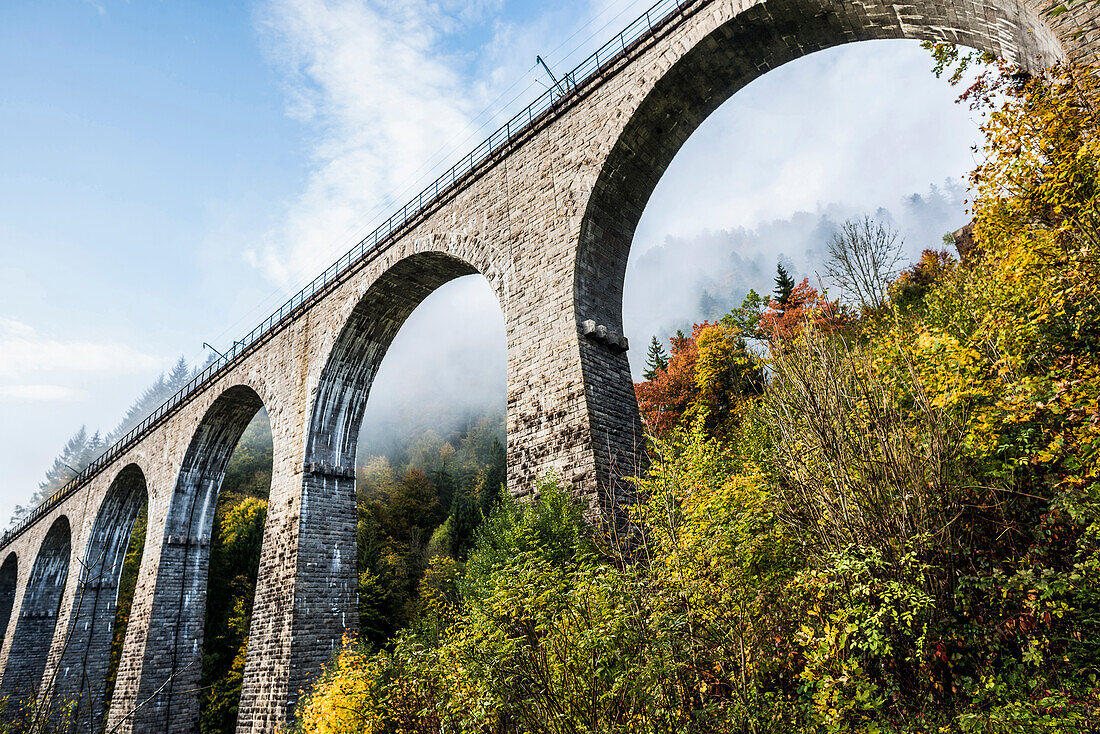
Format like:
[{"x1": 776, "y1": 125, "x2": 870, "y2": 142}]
[
  {"x1": 250, "y1": 0, "x2": 652, "y2": 289},
  {"x1": 0, "y1": 385, "x2": 87, "y2": 403},
  {"x1": 248, "y1": 0, "x2": 652, "y2": 449},
  {"x1": 80, "y1": 0, "x2": 108, "y2": 16},
  {"x1": 0, "y1": 317, "x2": 164, "y2": 386},
  {"x1": 251, "y1": 0, "x2": 497, "y2": 287}
]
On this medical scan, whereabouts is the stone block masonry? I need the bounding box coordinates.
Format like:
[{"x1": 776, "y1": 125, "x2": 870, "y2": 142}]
[{"x1": 0, "y1": 0, "x2": 1095, "y2": 731}]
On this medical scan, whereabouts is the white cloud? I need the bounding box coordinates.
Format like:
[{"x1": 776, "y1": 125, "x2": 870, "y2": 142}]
[
  {"x1": 250, "y1": 0, "x2": 658, "y2": 290},
  {"x1": 0, "y1": 317, "x2": 35, "y2": 339},
  {"x1": 0, "y1": 385, "x2": 87, "y2": 403},
  {"x1": 251, "y1": 0, "x2": 496, "y2": 287},
  {"x1": 0, "y1": 317, "x2": 164, "y2": 381}
]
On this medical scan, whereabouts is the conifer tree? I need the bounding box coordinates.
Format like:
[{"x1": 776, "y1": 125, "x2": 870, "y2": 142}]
[
  {"x1": 11, "y1": 426, "x2": 95, "y2": 525},
  {"x1": 643, "y1": 336, "x2": 670, "y2": 381},
  {"x1": 108, "y1": 356, "x2": 191, "y2": 443},
  {"x1": 166, "y1": 355, "x2": 192, "y2": 394},
  {"x1": 39, "y1": 426, "x2": 89, "y2": 492},
  {"x1": 773, "y1": 263, "x2": 796, "y2": 306}
]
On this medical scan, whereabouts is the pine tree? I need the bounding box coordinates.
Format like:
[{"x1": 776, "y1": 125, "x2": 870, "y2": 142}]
[
  {"x1": 81, "y1": 430, "x2": 105, "y2": 468},
  {"x1": 643, "y1": 336, "x2": 670, "y2": 381},
  {"x1": 166, "y1": 355, "x2": 191, "y2": 394},
  {"x1": 40, "y1": 426, "x2": 90, "y2": 492},
  {"x1": 13, "y1": 426, "x2": 94, "y2": 524},
  {"x1": 774, "y1": 263, "x2": 796, "y2": 306},
  {"x1": 11, "y1": 357, "x2": 196, "y2": 528},
  {"x1": 109, "y1": 373, "x2": 168, "y2": 442}
]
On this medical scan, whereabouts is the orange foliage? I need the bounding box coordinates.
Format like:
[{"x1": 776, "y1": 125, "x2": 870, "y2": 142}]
[
  {"x1": 635, "y1": 328, "x2": 700, "y2": 437},
  {"x1": 635, "y1": 320, "x2": 764, "y2": 439},
  {"x1": 758, "y1": 278, "x2": 843, "y2": 339}
]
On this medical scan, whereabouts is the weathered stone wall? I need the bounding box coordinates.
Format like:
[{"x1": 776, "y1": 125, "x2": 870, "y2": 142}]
[{"x1": 0, "y1": 1, "x2": 1096, "y2": 732}]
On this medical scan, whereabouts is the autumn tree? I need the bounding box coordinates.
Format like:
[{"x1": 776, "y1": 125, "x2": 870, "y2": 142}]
[
  {"x1": 635, "y1": 330, "x2": 699, "y2": 437},
  {"x1": 636, "y1": 320, "x2": 763, "y2": 439},
  {"x1": 758, "y1": 277, "x2": 843, "y2": 340}
]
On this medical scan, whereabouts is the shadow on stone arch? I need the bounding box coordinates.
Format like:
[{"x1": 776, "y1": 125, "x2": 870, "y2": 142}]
[
  {"x1": 120, "y1": 385, "x2": 270, "y2": 734},
  {"x1": 0, "y1": 515, "x2": 71, "y2": 720},
  {"x1": 574, "y1": 0, "x2": 1069, "y2": 487},
  {"x1": 44, "y1": 463, "x2": 147, "y2": 734}
]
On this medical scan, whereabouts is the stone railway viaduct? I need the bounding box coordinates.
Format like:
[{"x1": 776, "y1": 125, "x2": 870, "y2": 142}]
[{"x1": 0, "y1": 0, "x2": 1096, "y2": 730}]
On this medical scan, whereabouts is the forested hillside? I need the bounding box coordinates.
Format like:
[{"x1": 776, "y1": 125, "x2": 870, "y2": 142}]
[{"x1": 290, "y1": 56, "x2": 1100, "y2": 732}]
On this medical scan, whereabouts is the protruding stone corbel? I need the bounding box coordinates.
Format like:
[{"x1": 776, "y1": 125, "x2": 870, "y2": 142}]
[
  {"x1": 580, "y1": 319, "x2": 629, "y2": 353},
  {"x1": 165, "y1": 536, "x2": 209, "y2": 548},
  {"x1": 304, "y1": 461, "x2": 356, "y2": 480},
  {"x1": 21, "y1": 609, "x2": 55, "y2": 619}
]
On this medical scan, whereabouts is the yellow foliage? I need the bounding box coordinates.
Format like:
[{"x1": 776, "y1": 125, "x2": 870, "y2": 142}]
[{"x1": 294, "y1": 639, "x2": 385, "y2": 734}]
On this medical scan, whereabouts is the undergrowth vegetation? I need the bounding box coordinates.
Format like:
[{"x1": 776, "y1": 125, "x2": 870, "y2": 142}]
[{"x1": 293, "y1": 57, "x2": 1100, "y2": 733}]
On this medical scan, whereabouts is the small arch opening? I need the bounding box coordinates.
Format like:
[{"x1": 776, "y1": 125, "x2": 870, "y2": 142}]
[
  {"x1": 0, "y1": 516, "x2": 71, "y2": 717},
  {"x1": 0, "y1": 554, "x2": 18, "y2": 650},
  {"x1": 198, "y1": 407, "x2": 271, "y2": 734},
  {"x1": 123, "y1": 385, "x2": 270, "y2": 734},
  {"x1": 354, "y1": 274, "x2": 506, "y2": 646},
  {"x1": 305, "y1": 249, "x2": 505, "y2": 657}
]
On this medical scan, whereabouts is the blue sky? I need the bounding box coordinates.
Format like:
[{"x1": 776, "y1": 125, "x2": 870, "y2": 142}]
[{"x1": 0, "y1": 0, "x2": 984, "y2": 520}]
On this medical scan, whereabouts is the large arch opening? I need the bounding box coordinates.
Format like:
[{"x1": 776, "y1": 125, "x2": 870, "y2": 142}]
[
  {"x1": 575, "y1": 0, "x2": 1065, "y2": 480},
  {"x1": 354, "y1": 275, "x2": 506, "y2": 645},
  {"x1": 122, "y1": 385, "x2": 270, "y2": 734},
  {"x1": 622, "y1": 39, "x2": 980, "y2": 377},
  {"x1": 198, "y1": 407, "x2": 272, "y2": 734},
  {"x1": 305, "y1": 249, "x2": 506, "y2": 650},
  {"x1": 46, "y1": 464, "x2": 147, "y2": 733},
  {"x1": 0, "y1": 554, "x2": 17, "y2": 652},
  {"x1": 0, "y1": 515, "x2": 71, "y2": 717}
]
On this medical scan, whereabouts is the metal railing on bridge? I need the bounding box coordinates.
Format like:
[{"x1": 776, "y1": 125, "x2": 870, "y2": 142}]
[{"x1": 1, "y1": 0, "x2": 698, "y2": 549}]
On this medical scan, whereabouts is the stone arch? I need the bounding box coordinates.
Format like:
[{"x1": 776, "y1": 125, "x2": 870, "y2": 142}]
[
  {"x1": 574, "y1": 0, "x2": 1071, "y2": 488},
  {"x1": 47, "y1": 464, "x2": 147, "y2": 733},
  {"x1": 0, "y1": 516, "x2": 71, "y2": 713},
  {"x1": 124, "y1": 385, "x2": 266, "y2": 734},
  {"x1": 268, "y1": 250, "x2": 499, "y2": 704},
  {"x1": 0, "y1": 554, "x2": 17, "y2": 651},
  {"x1": 308, "y1": 249, "x2": 499, "y2": 470}
]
